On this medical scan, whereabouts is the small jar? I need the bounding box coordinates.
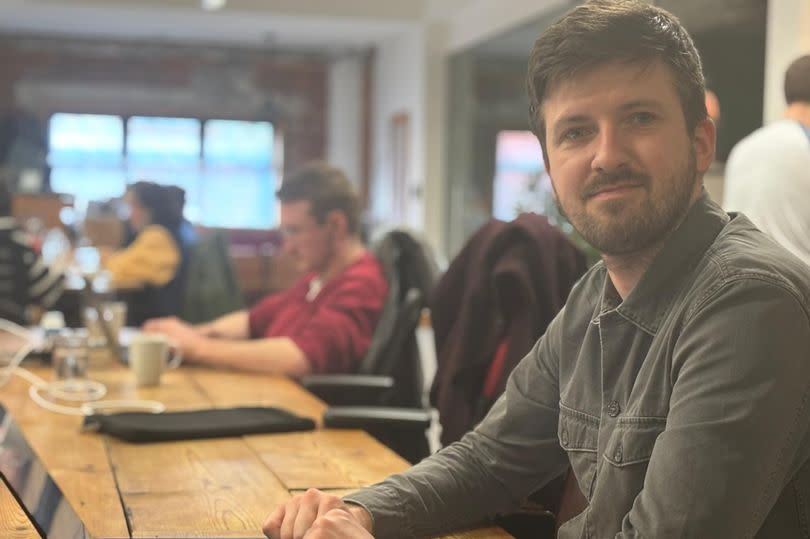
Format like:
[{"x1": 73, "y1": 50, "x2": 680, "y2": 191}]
[{"x1": 52, "y1": 331, "x2": 89, "y2": 380}]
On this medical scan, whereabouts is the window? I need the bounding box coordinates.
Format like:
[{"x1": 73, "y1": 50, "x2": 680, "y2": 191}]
[
  {"x1": 48, "y1": 113, "x2": 126, "y2": 213},
  {"x1": 48, "y1": 114, "x2": 277, "y2": 228},
  {"x1": 202, "y1": 120, "x2": 276, "y2": 228},
  {"x1": 126, "y1": 116, "x2": 203, "y2": 222},
  {"x1": 492, "y1": 130, "x2": 566, "y2": 230}
]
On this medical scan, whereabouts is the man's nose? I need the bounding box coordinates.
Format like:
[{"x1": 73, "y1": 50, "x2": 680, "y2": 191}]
[{"x1": 591, "y1": 124, "x2": 630, "y2": 174}]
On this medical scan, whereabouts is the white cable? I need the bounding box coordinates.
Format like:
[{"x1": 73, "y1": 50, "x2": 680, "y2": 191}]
[{"x1": 0, "y1": 318, "x2": 166, "y2": 416}]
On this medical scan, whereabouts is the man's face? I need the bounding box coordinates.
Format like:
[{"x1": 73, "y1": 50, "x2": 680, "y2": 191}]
[
  {"x1": 542, "y1": 60, "x2": 715, "y2": 256},
  {"x1": 279, "y1": 201, "x2": 333, "y2": 273}
]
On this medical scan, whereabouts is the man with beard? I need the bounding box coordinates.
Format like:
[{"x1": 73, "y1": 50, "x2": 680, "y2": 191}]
[{"x1": 264, "y1": 1, "x2": 810, "y2": 538}]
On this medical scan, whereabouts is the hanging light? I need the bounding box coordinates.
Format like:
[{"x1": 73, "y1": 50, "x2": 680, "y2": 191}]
[{"x1": 201, "y1": 0, "x2": 226, "y2": 11}]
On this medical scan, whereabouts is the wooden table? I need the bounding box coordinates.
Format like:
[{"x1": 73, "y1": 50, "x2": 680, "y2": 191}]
[
  {"x1": 0, "y1": 477, "x2": 39, "y2": 539},
  {"x1": 0, "y1": 365, "x2": 511, "y2": 538}
]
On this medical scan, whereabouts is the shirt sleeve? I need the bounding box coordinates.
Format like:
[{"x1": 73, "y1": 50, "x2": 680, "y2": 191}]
[
  {"x1": 617, "y1": 279, "x2": 810, "y2": 538},
  {"x1": 23, "y1": 244, "x2": 64, "y2": 309},
  {"x1": 104, "y1": 225, "x2": 180, "y2": 289},
  {"x1": 343, "y1": 312, "x2": 570, "y2": 538},
  {"x1": 248, "y1": 292, "x2": 286, "y2": 338},
  {"x1": 286, "y1": 274, "x2": 387, "y2": 374}
]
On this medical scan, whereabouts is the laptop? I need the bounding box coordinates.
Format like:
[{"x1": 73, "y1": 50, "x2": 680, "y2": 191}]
[
  {"x1": 0, "y1": 404, "x2": 91, "y2": 539},
  {"x1": 79, "y1": 276, "x2": 124, "y2": 363},
  {"x1": 22, "y1": 276, "x2": 129, "y2": 366}
]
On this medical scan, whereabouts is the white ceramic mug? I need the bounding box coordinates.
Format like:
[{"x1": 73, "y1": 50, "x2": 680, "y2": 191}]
[{"x1": 128, "y1": 334, "x2": 182, "y2": 387}]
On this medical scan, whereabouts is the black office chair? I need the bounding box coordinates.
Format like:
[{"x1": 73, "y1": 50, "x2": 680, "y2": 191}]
[{"x1": 301, "y1": 229, "x2": 439, "y2": 463}]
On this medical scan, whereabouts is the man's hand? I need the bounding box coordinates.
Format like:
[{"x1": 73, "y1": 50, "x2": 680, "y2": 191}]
[
  {"x1": 142, "y1": 316, "x2": 204, "y2": 360},
  {"x1": 263, "y1": 489, "x2": 373, "y2": 539},
  {"x1": 301, "y1": 508, "x2": 374, "y2": 539}
]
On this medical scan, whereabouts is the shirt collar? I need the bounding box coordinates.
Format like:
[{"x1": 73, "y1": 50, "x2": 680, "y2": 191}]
[{"x1": 601, "y1": 191, "x2": 729, "y2": 334}]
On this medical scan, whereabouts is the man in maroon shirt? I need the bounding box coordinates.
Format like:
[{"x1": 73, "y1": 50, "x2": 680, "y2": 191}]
[{"x1": 144, "y1": 162, "x2": 388, "y2": 378}]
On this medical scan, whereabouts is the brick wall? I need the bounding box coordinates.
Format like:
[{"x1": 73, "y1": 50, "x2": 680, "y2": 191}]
[{"x1": 0, "y1": 36, "x2": 327, "y2": 174}]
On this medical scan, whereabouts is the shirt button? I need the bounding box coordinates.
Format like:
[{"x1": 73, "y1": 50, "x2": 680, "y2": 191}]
[
  {"x1": 613, "y1": 444, "x2": 623, "y2": 463},
  {"x1": 607, "y1": 400, "x2": 621, "y2": 417},
  {"x1": 560, "y1": 429, "x2": 569, "y2": 446}
]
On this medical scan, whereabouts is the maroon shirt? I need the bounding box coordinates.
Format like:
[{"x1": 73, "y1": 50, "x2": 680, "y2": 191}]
[{"x1": 248, "y1": 252, "x2": 388, "y2": 374}]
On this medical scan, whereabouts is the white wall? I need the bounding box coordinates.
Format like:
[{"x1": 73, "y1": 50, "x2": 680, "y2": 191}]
[
  {"x1": 370, "y1": 25, "x2": 426, "y2": 232},
  {"x1": 327, "y1": 55, "x2": 364, "y2": 185},
  {"x1": 365, "y1": 0, "x2": 570, "y2": 254},
  {"x1": 763, "y1": 0, "x2": 810, "y2": 124},
  {"x1": 428, "y1": 0, "x2": 569, "y2": 54}
]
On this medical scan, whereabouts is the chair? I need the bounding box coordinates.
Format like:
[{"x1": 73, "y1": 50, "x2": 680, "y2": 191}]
[
  {"x1": 181, "y1": 230, "x2": 243, "y2": 324},
  {"x1": 301, "y1": 229, "x2": 440, "y2": 463}
]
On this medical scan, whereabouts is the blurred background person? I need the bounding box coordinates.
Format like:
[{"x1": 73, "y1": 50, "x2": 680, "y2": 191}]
[
  {"x1": 101, "y1": 180, "x2": 190, "y2": 326},
  {"x1": 0, "y1": 175, "x2": 64, "y2": 324},
  {"x1": 724, "y1": 54, "x2": 810, "y2": 266},
  {"x1": 144, "y1": 162, "x2": 388, "y2": 378}
]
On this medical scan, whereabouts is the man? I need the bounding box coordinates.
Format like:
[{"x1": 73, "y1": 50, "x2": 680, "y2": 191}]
[
  {"x1": 0, "y1": 176, "x2": 64, "y2": 324},
  {"x1": 724, "y1": 54, "x2": 810, "y2": 266},
  {"x1": 264, "y1": 2, "x2": 810, "y2": 538},
  {"x1": 145, "y1": 162, "x2": 387, "y2": 378}
]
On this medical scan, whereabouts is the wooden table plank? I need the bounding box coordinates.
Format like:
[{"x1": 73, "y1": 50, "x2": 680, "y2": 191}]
[
  {"x1": 0, "y1": 478, "x2": 39, "y2": 539},
  {"x1": 246, "y1": 429, "x2": 409, "y2": 490},
  {"x1": 186, "y1": 368, "x2": 326, "y2": 423},
  {"x1": 108, "y1": 438, "x2": 290, "y2": 538}
]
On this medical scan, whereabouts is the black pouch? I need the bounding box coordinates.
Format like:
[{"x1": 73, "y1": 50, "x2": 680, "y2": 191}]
[{"x1": 82, "y1": 406, "x2": 316, "y2": 443}]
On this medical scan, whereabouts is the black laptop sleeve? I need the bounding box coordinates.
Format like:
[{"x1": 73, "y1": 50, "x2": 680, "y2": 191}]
[{"x1": 82, "y1": 406, "x2": 316, "y2": 443}]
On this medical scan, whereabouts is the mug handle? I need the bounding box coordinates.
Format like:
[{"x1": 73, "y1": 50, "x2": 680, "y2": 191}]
[{"x1": 166, "y1": 340, "x2": 183, "y2": 369}]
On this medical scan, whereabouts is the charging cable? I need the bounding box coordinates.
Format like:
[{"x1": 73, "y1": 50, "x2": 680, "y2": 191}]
[{"x1": 0, "y1": 319, "x2": 165, "y2": 416}]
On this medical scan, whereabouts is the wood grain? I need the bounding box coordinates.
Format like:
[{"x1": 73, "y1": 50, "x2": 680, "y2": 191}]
[
  {"x1": 108, "y1": 437, "x2": 290, "y2": 538},
  {"x1": 246, "y1": 429, "x2": 409, "y2": 490},
  {"x1": 0, "y1": 479, "x2": 39, "y2": 539},
  {"x1": 186, "y1": 368, "x2": 326, "y2": 422}
]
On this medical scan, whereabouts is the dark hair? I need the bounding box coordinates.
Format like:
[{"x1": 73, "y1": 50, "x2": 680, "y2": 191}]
[
  {"x1": 276, "y1": 161, "x2": 361, "y2": 235},
  {"x1": 527, "y1": 0, "x2": 707, "y2": 163},
  {"x1": 785, "y1": 55, "x2": 810, "y2": 105},
  {"x1": 164, "y1": 185, "x2": 187, "y2": 222},
  {"x1": 128, "y1": 181, "x2": 183, "y2": 231}
]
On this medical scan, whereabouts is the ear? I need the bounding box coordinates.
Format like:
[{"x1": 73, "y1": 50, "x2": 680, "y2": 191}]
[
  {"x1": 692, "y1": 116, "x2": 716, "y2": 175},
  {"x1": 325, "y1": 210, "x2": 348, "y2": 236}
]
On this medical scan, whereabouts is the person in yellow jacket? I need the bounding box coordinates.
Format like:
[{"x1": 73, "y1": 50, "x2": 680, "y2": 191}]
[{"x1": 101, "y1": 181, "x2": 188, "y2": 326}]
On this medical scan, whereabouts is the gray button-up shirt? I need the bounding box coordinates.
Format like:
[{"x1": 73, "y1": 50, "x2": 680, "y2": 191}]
[{"x1": 346, "y1": 195, "x2": 810, "y2": 538}]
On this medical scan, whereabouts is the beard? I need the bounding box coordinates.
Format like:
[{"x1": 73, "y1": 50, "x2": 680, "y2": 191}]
[{"x1": 555, "y1": 150, "x2": 698, "y2": 256}]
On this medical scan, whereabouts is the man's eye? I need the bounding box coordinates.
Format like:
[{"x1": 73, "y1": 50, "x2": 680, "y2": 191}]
[
  {"x1": 630, "y1": 112, "x2": 655, "y2": 125},
  {"x1": 562, "y1": 127, "x2": 591, "y2": 142}
]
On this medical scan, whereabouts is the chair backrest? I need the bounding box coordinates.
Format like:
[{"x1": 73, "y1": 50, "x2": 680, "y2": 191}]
[
  {"x1": 357, "y1": 229, "x2": 439, "y2": 406},
  {"x1": 181, "y1": 231, "x2": 243, "y2": 323}
]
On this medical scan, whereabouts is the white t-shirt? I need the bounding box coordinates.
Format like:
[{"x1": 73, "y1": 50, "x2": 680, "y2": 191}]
[{"x1": 724, "y1": 120, "x2": 810, "y2": 266}]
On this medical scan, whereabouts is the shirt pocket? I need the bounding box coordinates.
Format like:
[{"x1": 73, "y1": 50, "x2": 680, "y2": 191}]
[
  {"x1": 602, "y1": 417, "x2": 666, "y2": 468},
  {"x1": 558, "y1": 403, "x2": 600, "y2": 499}
]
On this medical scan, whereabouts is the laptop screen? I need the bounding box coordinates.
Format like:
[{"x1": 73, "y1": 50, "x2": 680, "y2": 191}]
[{"x1": 0, "y1": 405, "x2": 86, "y2": 539}]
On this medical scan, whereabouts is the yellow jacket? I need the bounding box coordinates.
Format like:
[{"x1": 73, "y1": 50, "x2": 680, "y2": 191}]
[{"x1": 104, "y1": 225, "x2": 180, "y2": 289}]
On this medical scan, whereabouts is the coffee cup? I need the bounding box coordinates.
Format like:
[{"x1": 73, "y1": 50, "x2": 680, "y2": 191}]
[{"x1": 128, "y1": 334, "x2": 182, "y2": 387}]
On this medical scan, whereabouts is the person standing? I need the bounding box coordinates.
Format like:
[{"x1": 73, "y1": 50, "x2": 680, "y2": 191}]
[{"x1": 724, "y1": 54, "x2": 810, "y2": 266}]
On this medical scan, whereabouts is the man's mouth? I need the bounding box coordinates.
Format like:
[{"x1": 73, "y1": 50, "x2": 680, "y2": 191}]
[{"x1": 586, "y1": 183, "x2": 643, "y2": 199}]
